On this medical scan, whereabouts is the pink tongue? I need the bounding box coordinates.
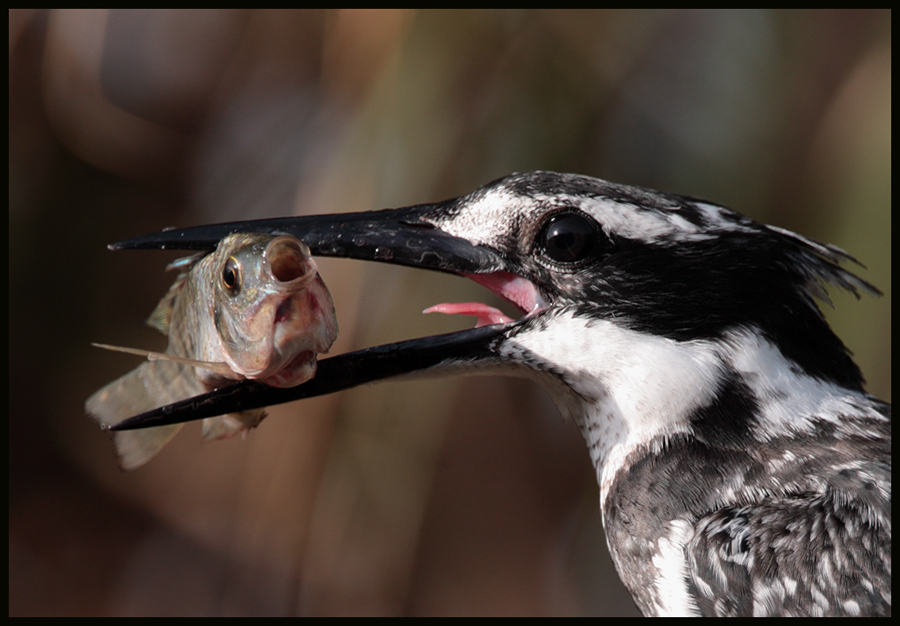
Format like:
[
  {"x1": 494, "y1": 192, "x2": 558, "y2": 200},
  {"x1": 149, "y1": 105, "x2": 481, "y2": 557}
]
[{"x1": 423, "y1": 303, "x2": 515, "y2": 328}]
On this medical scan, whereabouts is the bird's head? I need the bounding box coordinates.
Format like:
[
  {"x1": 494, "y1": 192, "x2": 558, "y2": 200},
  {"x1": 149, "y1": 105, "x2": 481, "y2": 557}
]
[{"x1": 107, "y1": 171, "x2": 879, "y2": 488}]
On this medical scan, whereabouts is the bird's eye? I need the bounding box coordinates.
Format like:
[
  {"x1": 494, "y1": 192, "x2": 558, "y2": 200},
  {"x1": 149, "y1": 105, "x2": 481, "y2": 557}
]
[
  {"x1": 222, "y1": 258, "x2": 241, "y2": 294},
  {"x1": 539, "y1": 211, "x2": 598, "y2": 264}
]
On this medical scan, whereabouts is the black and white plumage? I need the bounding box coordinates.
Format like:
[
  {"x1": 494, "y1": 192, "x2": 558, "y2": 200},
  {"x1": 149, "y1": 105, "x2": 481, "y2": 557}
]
[{"x1": 109, "y1": 172, "x2": 891, "y2": 616}]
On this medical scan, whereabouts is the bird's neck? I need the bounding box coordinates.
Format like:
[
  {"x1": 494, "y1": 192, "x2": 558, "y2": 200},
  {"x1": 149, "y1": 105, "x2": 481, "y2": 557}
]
[{"x1": 511, "y1": 312, "x2": 877, "y2": 508}]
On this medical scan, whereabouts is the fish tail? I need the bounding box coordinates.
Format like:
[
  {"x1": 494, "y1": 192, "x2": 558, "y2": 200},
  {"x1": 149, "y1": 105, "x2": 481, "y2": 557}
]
[{"x1": 85, "y1": 360, "x2": 195, "y2": 470}]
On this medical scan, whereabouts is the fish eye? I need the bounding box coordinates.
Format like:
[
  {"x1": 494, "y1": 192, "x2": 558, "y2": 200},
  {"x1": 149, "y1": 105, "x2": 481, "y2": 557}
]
[
  {"x1": 538, "y1": 211, "x2": 598, "y2": 265},
  {"x1": 222, "y1": 258, "x2": 241, "y2": 294}
]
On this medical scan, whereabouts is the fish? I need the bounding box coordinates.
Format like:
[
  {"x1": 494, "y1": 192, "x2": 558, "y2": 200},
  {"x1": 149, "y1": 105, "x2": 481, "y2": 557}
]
[{"x1": 86, "y1": 233, "x2": 339, "y2": 470}]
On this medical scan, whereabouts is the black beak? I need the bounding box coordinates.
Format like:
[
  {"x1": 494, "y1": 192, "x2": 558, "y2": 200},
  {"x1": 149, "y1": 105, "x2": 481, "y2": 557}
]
[
  {"x1": 107, "y1": 202, "x2": 527, "y2": 432},
  {"x1": 109, "y1": 203, "x2": 502, "y2": 273}
]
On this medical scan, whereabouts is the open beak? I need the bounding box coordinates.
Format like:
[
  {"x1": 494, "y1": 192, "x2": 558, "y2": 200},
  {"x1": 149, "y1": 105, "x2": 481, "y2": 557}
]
[{"x1": 107, "y1": 201, "x2": 547, "y2": 432}]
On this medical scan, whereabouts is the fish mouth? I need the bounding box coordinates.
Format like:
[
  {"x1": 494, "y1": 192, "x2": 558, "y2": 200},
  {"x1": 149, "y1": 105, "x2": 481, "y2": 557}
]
[
  {"x1": 263, "y1": 236, "x2": 317, "y2": 291},
  {"x1": 107, "y1": 202, "x2": 550, "y2": 432}
]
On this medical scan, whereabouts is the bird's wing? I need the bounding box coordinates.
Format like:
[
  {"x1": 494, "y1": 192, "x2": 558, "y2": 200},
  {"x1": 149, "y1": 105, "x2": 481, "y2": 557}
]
[{"x1": 685, "y1": 488, "x2": 891, "y2": 617}]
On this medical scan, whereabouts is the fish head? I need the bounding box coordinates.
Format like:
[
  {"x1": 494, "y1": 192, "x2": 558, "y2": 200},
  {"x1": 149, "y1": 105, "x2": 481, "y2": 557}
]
[{"x1": 211, "y1": 233, "x2": 338, "y2": 386}]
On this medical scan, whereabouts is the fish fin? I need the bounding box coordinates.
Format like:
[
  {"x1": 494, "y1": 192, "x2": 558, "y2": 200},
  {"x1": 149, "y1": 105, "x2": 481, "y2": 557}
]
[
  {"x1": 91, "y1": 343, "x2": 235, "y2": 378},
  {"x1": 109, "y1": 426, "x2": 183, "y2": 471},
  {"x1": 200, "y1": 410, "x2": 267, "y2": 443},
  {"x1": 165, "y1": 252, "x2": 206, "y2": 273},
  {"x1": 86, "y1": 360, "x2": 195, "y2": 470},
  {"x1": 146, "y1": 263, "x2": 196, "y2": 334}
]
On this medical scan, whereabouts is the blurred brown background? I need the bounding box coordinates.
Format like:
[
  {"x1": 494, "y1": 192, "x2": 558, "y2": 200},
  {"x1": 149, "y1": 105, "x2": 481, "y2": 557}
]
[{"x1": 9, "y1": 9, "x2": 890, "y2": 616}]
